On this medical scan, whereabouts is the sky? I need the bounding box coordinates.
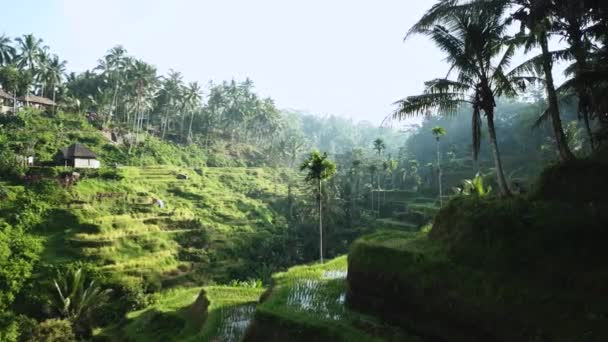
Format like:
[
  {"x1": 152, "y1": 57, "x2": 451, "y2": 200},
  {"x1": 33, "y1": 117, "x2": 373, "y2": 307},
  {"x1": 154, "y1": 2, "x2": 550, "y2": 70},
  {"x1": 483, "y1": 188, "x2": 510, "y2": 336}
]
[{"x1": 0, "y1": 0, "x2": 560, "y2": 125}]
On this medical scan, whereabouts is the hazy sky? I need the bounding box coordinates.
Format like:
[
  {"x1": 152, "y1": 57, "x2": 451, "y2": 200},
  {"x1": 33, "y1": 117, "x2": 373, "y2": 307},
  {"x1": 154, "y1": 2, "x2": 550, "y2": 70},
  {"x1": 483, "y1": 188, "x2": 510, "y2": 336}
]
[{"x1": 1, "y1": 1, "x2": 555, "y2": 124}]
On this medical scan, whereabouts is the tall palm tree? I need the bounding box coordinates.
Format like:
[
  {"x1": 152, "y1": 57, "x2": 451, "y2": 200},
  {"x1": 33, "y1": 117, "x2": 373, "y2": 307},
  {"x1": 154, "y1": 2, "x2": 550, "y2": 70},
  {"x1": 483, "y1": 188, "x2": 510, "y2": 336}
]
[
  {"x1": 96, "y1": 45, "x2": 128, "y2": 124},
  {"x1": 158, "y1": 69, "x2": 184, "y2": 139},
  {"x1": 550, "y1": 1, "x2": 599, "y2": 150},
  {"x1": 510, "y1": 0, "x2": 576, "y2": 161},
  {"x1": 393, "y1": 2, "x2": 533, "y2": 196},
  {"x1": 373, "y1": 138, "x2": 386, "y2": 156},
  {"x1": 0, "y1": 34, "x2": 15, "y2": 66},
  {"x1": 127, "y1": 60, "x2": 158, "y2": 139},
  {"x1": 300, "y1": 151, "x2": 337, "y2": 264},
  {"x1": 184, "y1": 81, "x2": 203, "y2": 141},
  {"x1": 15, "y1": 34, "x2": 44, "y2": 72},
  {"x1": 432, "y1": 126, "x2": 447, "y2": 206},
  {"x1": 44, "y1": 55, "x2": 67, "y2": 111}
]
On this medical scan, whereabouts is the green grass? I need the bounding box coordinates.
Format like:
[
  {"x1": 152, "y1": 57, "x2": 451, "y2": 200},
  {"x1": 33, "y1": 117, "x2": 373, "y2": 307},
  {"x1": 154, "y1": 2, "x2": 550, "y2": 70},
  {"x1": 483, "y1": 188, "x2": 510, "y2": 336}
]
[
  {"x1": 247, "y1": 256, "x2": 422, "y2": 341},
  {"x1": 41, "y1": 164, "x2": 295, "y2": 289}
]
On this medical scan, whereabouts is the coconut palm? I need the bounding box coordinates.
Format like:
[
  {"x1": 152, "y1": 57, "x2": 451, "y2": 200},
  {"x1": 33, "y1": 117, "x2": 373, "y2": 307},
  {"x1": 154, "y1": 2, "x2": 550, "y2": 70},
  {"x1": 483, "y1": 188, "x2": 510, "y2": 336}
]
[
  {"x1": 158, "y1": 69, "x2": 184, "y2": 139},
  {"x1": 96, "y1": 45, "x2": 128, "y2": 123},
  {"x1": 392, "y1": 2, "x2": 533, "y2": 196},
  {"x1": 373, "y1": 138, "x2": 386, "y2": 156},
  {"x1": 548, "y1": 1, "x2": 602, "y2": 150},
  {"x1": 44, "y1": 55, "x2": 67, "y2": 112},
  {"x1": 127, "y1": 59, "x2": 158, "y2": 138},
  {"x1": 509, "y1": 0, "x2": 576, "y2": 161},
  {"x1": 300, "y1": 151, "x2": 337, "y2": 263},
  {"x1": 15, "y1": 34, "x2": 44, "y2": 72},
  {"x1": 432, "y1": 126, "x2": 447, "y2": 206},
  {"x1": 0, "y1": 34, "x2": 15, "y2": 66},
  {"x1": 184, "y1": 81, "x2": 203, "y2": 141}
]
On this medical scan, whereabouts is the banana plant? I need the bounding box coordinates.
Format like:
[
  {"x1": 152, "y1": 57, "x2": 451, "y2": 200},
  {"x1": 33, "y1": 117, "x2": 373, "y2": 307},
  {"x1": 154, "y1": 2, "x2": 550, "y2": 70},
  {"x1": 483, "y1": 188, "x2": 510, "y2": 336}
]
[{"x1": 454, "y1": 172, "x2": 492, "y2": 197}]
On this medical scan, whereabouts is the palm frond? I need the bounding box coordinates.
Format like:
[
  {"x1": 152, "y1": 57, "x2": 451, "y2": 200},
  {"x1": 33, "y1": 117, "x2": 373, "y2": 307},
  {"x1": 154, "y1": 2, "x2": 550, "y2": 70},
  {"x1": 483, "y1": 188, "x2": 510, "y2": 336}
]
[
  {"x1": 424, "y1": 78, "x2": 471, "y2": 94},
  {"x1": 392, "y1": 92, "x2": 469, "y2": 120}
]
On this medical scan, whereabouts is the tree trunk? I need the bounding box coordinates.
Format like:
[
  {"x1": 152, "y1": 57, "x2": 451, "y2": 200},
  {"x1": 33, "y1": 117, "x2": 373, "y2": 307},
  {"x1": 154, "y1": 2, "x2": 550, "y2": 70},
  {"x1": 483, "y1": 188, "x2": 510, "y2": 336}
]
[
  {"x1": 486, "y1": 110, "x2": 511, "y2": 197},
  {"x1": 436, "y1": 137, "x2": 443, "y2": 207},
  {"x1": 540, "y1": 31, "x2": 576, "y2": 162},
  {"x1": 52, "y1": 86, "x2": 56, "y2": 115},
  {"x1": 569, "y1": 25, "x2": 596, "y2": 151},
  {"x1": 188, "y1": 111, "x2": 195, "y2": 142},
  {"x1": 318, "y1": 179, "x2": 323, "y2": 264}
]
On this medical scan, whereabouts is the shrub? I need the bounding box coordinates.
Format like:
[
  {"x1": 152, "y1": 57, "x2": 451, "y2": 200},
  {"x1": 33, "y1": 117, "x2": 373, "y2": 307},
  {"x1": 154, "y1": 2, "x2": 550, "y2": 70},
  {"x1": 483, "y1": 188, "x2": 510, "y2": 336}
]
[{"x1": 26, "y1": 319, "x2": 76, "y2": 342}]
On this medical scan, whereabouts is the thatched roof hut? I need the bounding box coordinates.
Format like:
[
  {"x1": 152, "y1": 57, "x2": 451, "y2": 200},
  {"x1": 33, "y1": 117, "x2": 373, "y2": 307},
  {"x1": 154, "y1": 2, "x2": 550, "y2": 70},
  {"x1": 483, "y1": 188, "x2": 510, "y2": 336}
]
[
  {"x1": 56, "y1": 144, "x2": 101, "y2": 169},
  {"x1": 58, "y1": 144, "x2": 98, "y2": 160},
  {"x1": 0, "y1": 89, "x2": 13, "y2": 100},
  {"x1": 19, "y1": 95, "x2": 56, "y2": 107}
]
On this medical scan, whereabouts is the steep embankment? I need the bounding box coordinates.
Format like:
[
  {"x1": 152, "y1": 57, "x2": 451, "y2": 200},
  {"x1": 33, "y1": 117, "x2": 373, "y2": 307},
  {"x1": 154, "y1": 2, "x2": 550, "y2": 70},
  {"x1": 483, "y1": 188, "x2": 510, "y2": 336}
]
[{"x1": 347, "y1": 160, "x2": 608, "y2": 341}]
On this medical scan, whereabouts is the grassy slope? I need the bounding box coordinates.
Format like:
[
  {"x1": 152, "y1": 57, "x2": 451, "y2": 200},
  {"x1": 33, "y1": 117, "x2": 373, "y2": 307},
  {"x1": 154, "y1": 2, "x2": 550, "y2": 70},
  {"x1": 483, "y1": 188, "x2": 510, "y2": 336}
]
[
  {"x1": 348, "y1": 225, "x2": 608, "y2": 341},
  {"x1": 244, "y1": 256, "x2": 422, "y2": 342},
  {"x1": 42, "y1": 165, "x2": 295, "y2": 290}
]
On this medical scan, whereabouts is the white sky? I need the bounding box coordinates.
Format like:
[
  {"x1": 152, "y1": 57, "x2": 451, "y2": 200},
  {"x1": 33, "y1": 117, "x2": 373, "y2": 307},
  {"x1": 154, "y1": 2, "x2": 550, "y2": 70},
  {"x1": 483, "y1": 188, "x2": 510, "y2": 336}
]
[{"x1": 1, "y1": 0, "x2": 563, "y2": 124}]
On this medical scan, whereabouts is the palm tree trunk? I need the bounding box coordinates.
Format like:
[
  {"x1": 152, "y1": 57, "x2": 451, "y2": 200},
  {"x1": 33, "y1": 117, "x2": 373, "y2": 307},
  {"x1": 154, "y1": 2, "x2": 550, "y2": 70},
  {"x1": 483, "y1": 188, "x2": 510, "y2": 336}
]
[
  {"x1": 540, "y1": 31, "x2": 576, "y2": 162},
  {"x1": 52, "y1": 85, "x2": 56, "y2": 115},
  {"x1": 582, "y1": 109, "x2": 595, "y2": 151},
  {"x1": 318, "y1": 179, "x2": 323, "y2": 264},
  {"x1": 486, "y1": 110, "x2": 511, "y2": 196},
  {"x1": 436, "y1": 137, "x2": 443, "y2": 207},
  {"x1": 188, "y1": 111, "x2": 194, "y2": 142}
]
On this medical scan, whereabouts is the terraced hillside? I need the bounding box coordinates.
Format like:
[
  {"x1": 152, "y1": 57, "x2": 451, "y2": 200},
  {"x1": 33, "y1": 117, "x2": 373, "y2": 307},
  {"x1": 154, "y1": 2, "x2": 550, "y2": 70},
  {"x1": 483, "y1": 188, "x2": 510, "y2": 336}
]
[{"x1": 43, "y1": 165, "x2": 298, "y2": 290}]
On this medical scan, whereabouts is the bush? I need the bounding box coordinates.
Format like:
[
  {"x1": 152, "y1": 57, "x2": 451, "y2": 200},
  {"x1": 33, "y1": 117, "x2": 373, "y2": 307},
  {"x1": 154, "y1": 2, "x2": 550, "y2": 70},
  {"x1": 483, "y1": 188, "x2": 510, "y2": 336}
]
[
  {"x1": 533, "y1": 158, "x2": 608, "y2": 203},
  {"x1": 25, "y1": 319, "x2": 75, "y2": 342}
]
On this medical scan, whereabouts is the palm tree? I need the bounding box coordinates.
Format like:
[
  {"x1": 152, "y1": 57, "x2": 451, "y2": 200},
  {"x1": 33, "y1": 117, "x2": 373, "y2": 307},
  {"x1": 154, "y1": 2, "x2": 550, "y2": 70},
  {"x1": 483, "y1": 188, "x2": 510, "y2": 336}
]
[
  {"x1": 184, "y1": 81, "x2": 203, "y2": 141},
  {"x1": 0, "y1": 34, "x2": 15, "y2": 66},
  {"x1": 158, "y1": 69, "x2": 184, "y2": 139},
  {"x1": 550, "y1": 1, "x2": 599, "y2": 150},
  {"x1": 127, "y1": 59, "x2": 158, "y2": 139},
  {"x1": 52, "y1": 268, "x2": 112, "y2": 334},
  {"x1": 97, "y1": 45, "x2": 128, "y2": 124},
  {"x1": 432, "y1": 126, "x2": 447, "y2": 206},
  {"x1": 15, "y1": 34, "x2": 44, "y2": 72},
  {"x1": 373, "y1": 138, "x2": 386, "y2": 156},
  {"x1": 393, "y1": 2, "x2": 532, "y2": 196},
  {"x1": 510, "y1": 1, "x2": 576, "y2": 161},
  {"x1": 45, "y1": 55, "x2": 67, "y2": 112},
  {"x1": 300, "y1": 151, "x2": 337, "y2": 263}
]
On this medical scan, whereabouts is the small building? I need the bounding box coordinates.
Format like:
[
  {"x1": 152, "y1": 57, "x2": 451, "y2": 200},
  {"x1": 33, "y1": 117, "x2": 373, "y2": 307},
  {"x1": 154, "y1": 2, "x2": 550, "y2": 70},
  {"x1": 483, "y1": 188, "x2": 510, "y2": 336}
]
[
  {"x1": 19, "y1": 94, "x2": 56, "y2": 109},
  {"x1": 56, "y1": 144, "x2": 101, "y2": 169},
  {"x1": 0, "y1": 89, "x2": 14, "y2": 114}
]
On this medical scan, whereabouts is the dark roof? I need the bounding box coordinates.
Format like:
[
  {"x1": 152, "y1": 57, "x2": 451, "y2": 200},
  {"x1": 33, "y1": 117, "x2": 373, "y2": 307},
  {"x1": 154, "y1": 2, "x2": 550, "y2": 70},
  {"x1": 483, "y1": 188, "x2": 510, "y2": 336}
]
[
  {"x1": 59, "y1": 144, "x2": 98, "y2": 159},
  {"x1": 19, "y1": 95, "x2": 56, "y2": 106},
  {"x1": 0, "y1": 88, "x2": 13, "y2": 100}
]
